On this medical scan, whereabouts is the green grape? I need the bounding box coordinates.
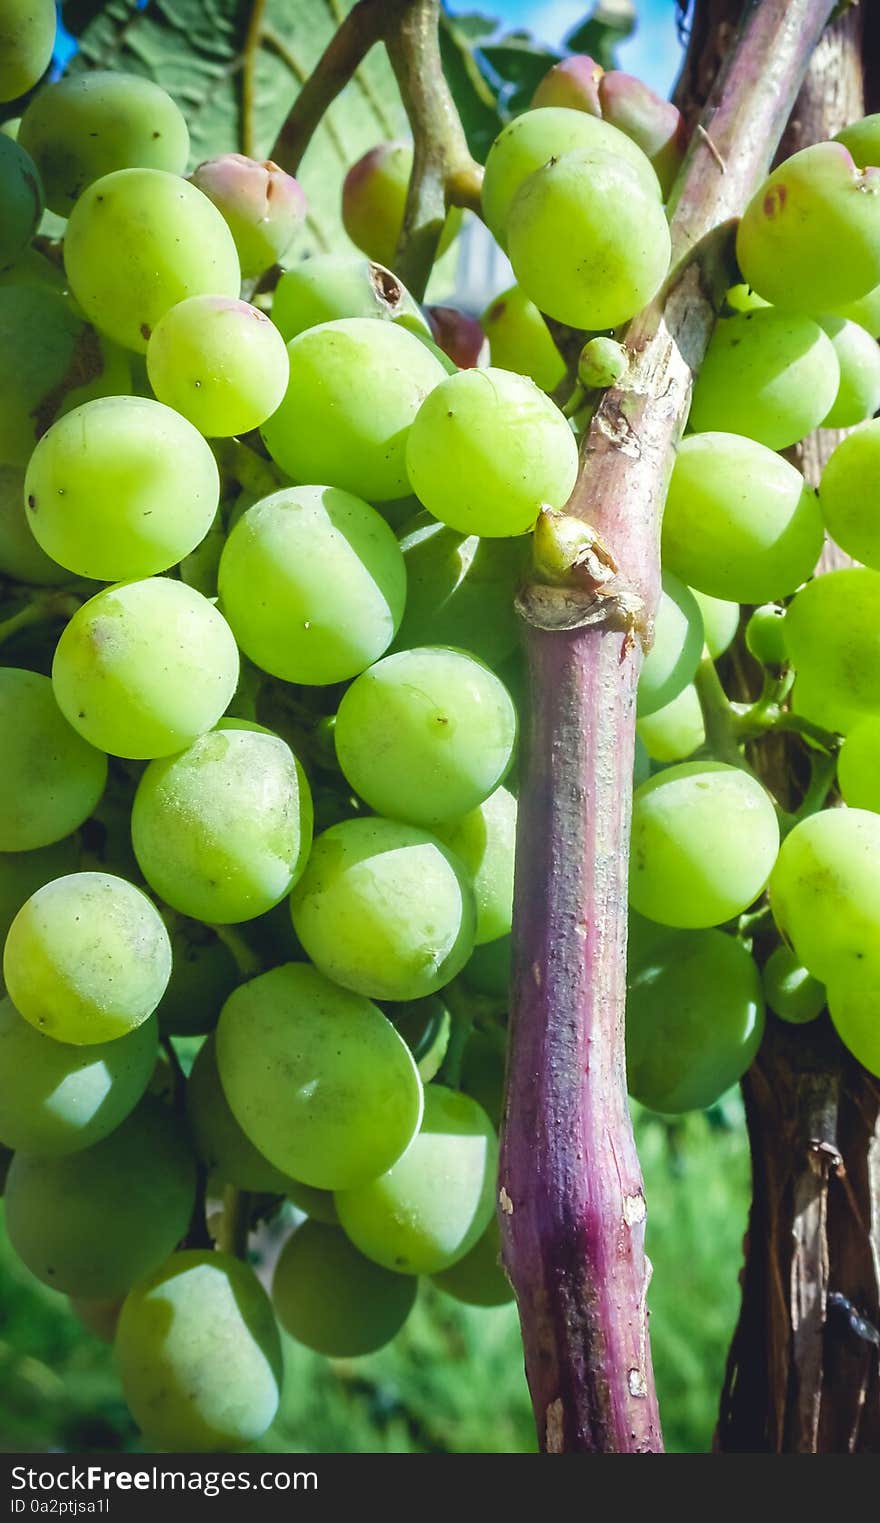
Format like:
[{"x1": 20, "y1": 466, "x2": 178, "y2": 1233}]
[
  {"x1": 819, "y1": 317, "x2": 880, "y2": 427},
  {"x1": 132, "y1": 726, "x2": 312, "y2": 925},
  {"x1": 460, "y1": 1029, "x2": 505, "y2": 1131},
  {"x1": 0, "y1": 995, "x2": 157, "y2": 1155},
  {"x1": 342, "y1": 141, "x2": 461, "y2": 269},
  {"x1": 687, "y1": 308, "x2": 840, "y2": 449},
  {"x1": 146, "y1": 296, "x2": 289, "y2": 438},
  {"x1": 637, "y1": 571, "x2": 704, "y2": 719},
  {"x1": 661, "y1": 432, "x2": 823, "y2": 602},
  {"x1": 507, "y1": 150, "x2": 671, "y2": 330},
  {"x1": 834, "y1": 114, "x2": 880, "y2": 169},
  {"x1": 406, "y1": 368, "x2": 578, "y2": 538},
  {"x1": 186, "y1": 1034, "x2": 296, "y2": 1193},
  {"x1": 156, "y1": 922, "x2": 239, "y2": 1037},
  {"x1": 0, "y1": 463, "x2": 67, "y2": 583},
  {"x1": 633, "y1": 734, "x2": 651, "y2": 786},
  {"x1": 190, "y1": 155, "x2": 307, "y2": 279},
  {"x1": 433, "y1": 1217, "x2": 512, "y2": 1307},
  {"x1": 578, "y1": 336, "x2": 627, "y2": 389},
  {"x1": 4, "y1": 1099, "x2": 196, "y2": 1298},
  {"x1": 819, "y1": 421, "x2": 880, "y2": 570},
  {"x1": 272, "y1": 1220, "x2": 416, "y2": 1356},
  {"x1": 116, "y1": 1250, "x2": 282, "y2": 1452},
  {"x1": 262, "y1": 318, "x2": 446, "y2": 501},
  {"x1": 272, "y1": 253, "x2": 429, "y2": 342},
  {"x1": 392, "y1": 513, "x2": 525, "y2": 668},
  {"x1": 480, "y1": 284, "x2": 565, "y2": 392},
  {"x1": 626, "y1": 929, "x2": 765, "y2": 1112},
  {"x1": 63, "y1": 168, "x2": 241, "y2": 354},
  {"x1": 0, "y1": 669, "x2": 107, "y2": 852},
  {"x1": 745, "y1": 604, "x2": 788, "y2": 667},
  {"x1": 19, "y1": 72, "x2": 189, "y2": 217},
  {"x1": 630, "y1": 762, "x2": 779, "y2": 929},
  {"x1": 0, "y1": 134, "x2": 43, "y2": 270},
  {"x1": 784, "y1": 569, "x2": 880, "y2": 732},
  {"x1": 0, "y1": 0, "x2": 55, "y2": 102},
  {"x1": 0, "y1": 285, "x2": 131, "y2": 468},
  {"x1": 838, "y1": 718, "x2": 880, "y2": 812},
  {"x1": 692, "y1": 590, "x2": 739, "y2": 658},
  {"x1": 835, "y1": 282, "x2": 880, "y2": 336},
  {"x1": 286, "y1": 1181, "x2": 339, "y2": 1225},
  {"x1": 69, "y1": 1297, "x2": 122, "y2": 1343},
  {"x1": 725, "y1": 283, "x2": 771, "y2": 314},
  {"x1": 736, "y1": 143, "x2": 880, "y2": 314},
  {"x1": 216, "y1": 962, "x2": 423, "y2": 1188},
  {"x1": 218, "y1": 486, "x2": 406, "y2": 685},
  {"x1": 291, "y1": 817, "x2": 476, "y2": 1002},
  {"x1": 0, "y1": 837, "x2": 78, "y2": 946},
  {"x1": 435, "y1": 786, "x2": 516, "y2": 945},
  {"x1": 481, "y1": 106, "x2": 660, "y2": 246},
  {"x1": 768, "y1": 807, "x2": 880, "y2": 982},
  {"x1": 336, "y1": 1084, "x2": 497, "y2": 1275},
  {"x1": 636, "y1": 683, "x2": 705, "y2": 763},
  {"x1": 461, "y1": 935, "x2": 510, "y2": 1003},
  {"x1": 762, "y1": 945, "x2": 826, "y2": 1025},
  {"x1": 4, "y1": 871, "x2": 172, "y2": 1044},
  {"x1": 0, "y1": 243, "x2": 64, "y2": 291},
  {"x1": 827, "y1": 967, "x2": 880, "y2": 1075},
  {"x1": 391, "y1": 995, "x2": 451, "y2": 1082},
  {"x1": 24, "y1": 395, "x2": 219, "y2": 580},
  {"x1": 334, "y1": 647, "x2": 517, "y2": 827},
  {"x1": 52, "y1": 578, "x2": 240, "y2": 759}
]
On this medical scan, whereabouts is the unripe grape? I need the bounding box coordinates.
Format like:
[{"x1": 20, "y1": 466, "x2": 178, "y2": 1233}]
[
  {"x1": 828, "y1": 966, "x2": 880, "y2": 1075},
  {"x1": 433, "y1": 1219, "x2": 513, "y2": 1307},
  {"x1": 342, "y1": 141, "x2": 461, "y2": 268},
  {"x1": 579, "y1": 336, "x2": 627, "y2": 389},
  {"x1": 272, "y1": 252, "x2": 428, "y2": 341},
  {"x1": 785, "y1": 568, "x2": 880, "y2": 732},
  {"x1": 0, "y1": 134, "x2": 42, "y2": 271},
  {"x1": 769, "y1": 808, "x2": 880, "y2": 983},
  {"x1": 532, "y1": 55, "x2": 604, "y2": 115},
  {"x1": 273, "y1": 1221, "x2": 416, "y2": 1356},
  {"x1": 0, "y1": 669, "x2": 107, "y2": 852},
  {"x1": 636, "y1": 684, "x2": 705, "y2": 763},
  {"x1": 427, "y1": 305, "x2": 488, "y2": 368},
  {"x1": 834, "y1": 114, "x2": 880, "y2": 170},
  {"x1": 596, "y1": 72, "x2": 688, "y2": 198},
  {"x1": 836, "y1": 282, "x2": 880, "y2": 336},
  {"x1": 819, "y1": 316, "x2": 880, "y2": 427},
  {"x1": 762, "y1": 946, "x2": 825, "y2": 1025},
  {"x1": 692, "y1": 589, "x2": 739, "y2": 658},
  {"x1": 837, "y1": 718, "x2": 880, "y2": 812},
  {"x1": 745, "y1": 604, "x2": 788, "y2": 667},
  {"x1": 819, "y1": 422, "x2": 880, "y2": 572},
  {"x1": 147, "y1": 295, "x2": 290, "y2": 437},
  {"x1": 481, "y1": 283, "x2": 565, "y2": 391},
  {"x1": 186, "y1": 1035, "x2": 298, "y2": 1193},
  {"x1": 637, "y1": 571, "x2": 704, "y2": 719},
  {"x1": 0, "y1": 0, "x2": 55, "y2": 102},
  {"x1": 190, "y1": 153, "x2": 307, "y2": 278}
]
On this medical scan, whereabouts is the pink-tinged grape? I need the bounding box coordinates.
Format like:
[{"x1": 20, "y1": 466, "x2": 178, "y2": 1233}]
[
  {"x1": 24, "y1": 395, "x2": 219, "y2": 579},
  {"x1": 661, "y1": 433, "x2": 823, "y2": 602},
  {"x1": 818, "y1": 317, "x2": 880, "y2": 427},
  {"x1": 218, "y1": 486, "x2": 406, "y2": 685},
  {"x1": 762, "y1": 946, "x2": 826, "y2": 1025},
  {"x1": 835, "y1": 282, "x2": 880, "y2": 336},
  {"x1": 19, "y1": 73, "x2": 189, "y2": 216},
  {"x1": 736, "y1": 143, "x2": 880, "y2": 314},
  {"x1": 342, "y1": 141, "x2": 461, "y2": 269},
  {"x1": 626, "y1": 929, "x2": 764, "y2": 1112},
  {"x1": 406, "y1": 367, "x2": 578, "y2": 538},
  {"x1": 426, "y1": 306, "x2": 488, "y2": 368},
  {"x1": 186, "y1": 1034, "x2": 297, "y2": 1193},
  {"x1": 838, "y1": 718, "x2": 880, "y2": 812},
  {"x1": 0, "y1": 0, "x2": 55, "y2": 102},
  {"x1": 532, "y1": 60, "x2": 687, "y2": 197},
  {"x1": 262, "y1": 318, "x2": 446, "y2": 501},
  {"x1": 433, "y1": 1218, "x2": 513, "y2": 1307},
  {"x1": 116, "y1": 1251, "x2": 282, "y2": 1452},
  {"x1": 335, "y1": 1085, "x2": 497, "y2": 1275},
  {"x1": 52, "y1": 578, "x2": 240, "y2": 759},
  {"x1": 745, "y1": 604, "x2": 788, "y2": 667},
  {"x1": 272, "y1": 253, "x2": 429, "y2": 341},
  {"x1": 0, "y1": 464, "x2": 68, "y2": 583},
  {"x1": 0, "y1": 995, "x2": 157, "y2": 1155},
  {"x1": 692, "y1": 589, "x2": 739, "y2": 658},
  {"x1": 435, "y1": 786, "x2": 516, "y2": 946},
  {"x1": 0, "y1": 135, "x2": 42, "y2": 270},
  {"x1": 215, "y1": 963, "x2": 423, "y2": 1188},
  {"x1": 827, "y1": 967, "x2": 880, "y2": 1075},
  {"x1": 768, "y1": 808, "x2": 880, "y2": 983},
  {"x1": 146, "y1": 296, "x2": 289, "y2": 437},
  {"x1": 64, "y1": 168, "x2": 241, "y2": 354},
  {"x1": 688, "y1": 309, "x2": 840, "y2": 449},
  {"x1": 636, "y1": 683, "x2": 705, "y2": 763},
  {"x1": 784, "y1": 569, "x2": 880, "y2": 732},
  {"x1": 4, "y1": 1099, "x2": 196, "y2": 1298},
  {"x1": 637, "y1": 571, "x2": 704, "y2": 719},
  {"x1": 507, "y1": 150, "x2": 671, "y2": 330},
  {"x1": 272, "y1": 1220, "x2": 416, "y2": 1356},
  {"x1": 0, "y1": 669, "x2": 106, "y2": 852},
  {"x1": 4, "y1": 871, "x2": 171, "y2": 1044},
  {"x1": 630, "y1": 762, "x2": 779, "y2": 929},
  {"x1": 290, "y1": 817, "x2": 476, "y2": 1002},
  {"x1": 578, "y1": 336, "x2": 627, "y2": 389},
  {"x1": 481, "y1": 107, "x2": 661, "y2": 246},
  {"x1": 334, "y1": 647, "x2": 516, "y2": 827},
  {"x1": 156, "y1": 922, "x2": 238, "y2": 1037},
  {"x1": 132, "y1": 725, "x2": 313, "y2": 924},
  {"x1": 190, "y1": 154, "x2": 306, "y2": 278},
  {"x1": 834, "y1": 114, "x2": 880, "y2": 169},
  {"x1": 532, "y1": 54, "x2": 603, "y2": 114},
  {"x1": 481, "y1": 284, "x2": 565, "y2": 392},
  {"x1": 392, "y1": 513, "x2": 525, "y2": 668},
  {"x1": 0, "y1": 838, "x2": 78, "y2": 946}
]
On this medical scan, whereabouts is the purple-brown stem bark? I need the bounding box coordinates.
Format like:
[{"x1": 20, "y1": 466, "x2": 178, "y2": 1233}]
[{"x1": 500, "y1": 0, "x2": 838, "y2": 1453}]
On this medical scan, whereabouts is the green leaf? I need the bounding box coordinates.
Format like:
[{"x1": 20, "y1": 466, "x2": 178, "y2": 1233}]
[
  {"x1": 566, "y1": 1, "x2": 636, "y2": 69},
  {"x1": 481, "y1": 38, "x2": 561, "y2": 116}
]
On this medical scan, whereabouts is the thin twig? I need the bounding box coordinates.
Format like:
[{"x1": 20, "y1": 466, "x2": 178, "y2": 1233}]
[
  {"x1": 241, "y1": 0, "x2": 267, "y2": 158},
  {"x1": 270, "y1": 0, "x2": 388, "y2": 174}
]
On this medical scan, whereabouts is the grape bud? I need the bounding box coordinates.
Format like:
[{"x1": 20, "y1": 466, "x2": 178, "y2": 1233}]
[
  {"x1": 578, "y1": 336, "x2": 627, "y2": 389},
  {"x1": 190, "y1": 154, "x2": 307, "y2": 278}
]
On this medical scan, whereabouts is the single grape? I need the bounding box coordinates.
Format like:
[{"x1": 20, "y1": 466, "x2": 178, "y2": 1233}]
[
  {"x1": 594, "y1": 71, "x2": 687, "y2": 197},
  {"x1": 336, "y1": 1084, "x2": 498, "y2": 1275},
  {"x1": 4, "y1": 1099, "x2": 196, "y2": 1299},
  {"x1": 334, "y1": 647, "x2": 517, "y2": 827},
  {"x1": 52, "y1": 578, "x2": 240, "y2": 759},
  {"x1": 819, "y1": 317, "x2": 880, "y2": 427},
  {"x1": 0, "y1": 669, "x2": 107, "y2": 852},
  {"x1": 392, "y1": 994, "x2": 451, "y2": 1082},
  {"x1": 63, "y1": 168, "x2": 241, "y2": 354},
  {"x1": 784, "y1": 569, "x2": 880, "y2": 731},
  {"x1": 745, "y1": 604, "x2": 788, "y2": 667},
  {"x1": 636, "y1": 682, "x2": 705, "y2": 763},
  {"x1": 156, "y1": 922, "x2": 238, "y2": 1037},
  {"x1": 426, "y1": 305, "x2": 488, "y2": 368},
  {"x1": 0, "y1": 464, "x2": 67, "y2": 583},
  {"x1": 827, "y1": 967, "x2": 880, "y2": 1076},
  {"x1": 433, "y1": 1218, "x2": 513, "y2": 1307},
  {"x1": 481, "y1": 283, "x2": 566, "y2": 392},
  {"x1": 435, "y1": 787, "x2": 516, "y2": 946},
  {"x1": 406, "y1": 367, "x2": 578, "y2": 538},
  {"x1": 286, "y1": 1181, "x2": 339, "y2": 1225},
  {"x1": 19, "y1": 73, "x2": 189, "y2": 216},
  {"x1": 342, "y1": 141, "x2": 461, "y2": 268},
  {"x1": 116, "y1": 1250, "x2": 282, "y2": 1452},
  {"x1": 688, "y1": 308, "x2": 840, "y2": 449},
  {"x1": 834, "y1": 114, "x2": 880, "y2": 169},
  {"x1": 132, "y1": 725, "x2": 313, "y2": 924},
  {"x1": 0, "y1": 0, "x2": 55, "y2": 102},
  {"x1": 508, "y1": 149, "x2": 671, "y2": 330},
  {"x1": 819, "y1": 420, "x2": 880, "y2": 570},
  {"x1": 692, "y1": 590, "x2": 739, "y2": 658},
  {"x1": 273, "y1": 1220, "x2": 416, "y2": 1356},
  {"x1": 762, "y1": 945, "x2": 826, "y2": 1025},
  {"x1": 217, "y1": 486, "x2": 406, "y2": 685},
  {"x1": 186, "y1": 1034, "x2": 298, "y2": 1193},
  {"x1": 0, "y1": 134, "x2": 43, "y2": 271},
  {"x1": 531, "y1": 54, "x2": 603, "y2": 114},
  {"x1": 626, "y1": 929, "x2": 765, "y2": 1112},
  {"x1": 838, "y1": 718, "x2": 880, "y2": 812},
  {"x1": 768, "y1": 807, "x2": 880, "y2": 983},
  {"x1": 0, "y1": 837, "x2": 78, "y2": 947},
  {"x1": 637, "y1": 572, "x2": 704, "y2": 719},
  {"x1": 633, "y1": 734, "x2": 651, "y2": 786},
  {"x1": 393, "y1": 513, "x2": 525, "y2": 668},
  {"x1": 630, "y1": 762, "x2": 779, "y2": 929},
  {"x1": 262, "y1": 318, "x2": 446, "y2": 500},
  {"x1": 290, "y1": 817, "x2": 476, "y2": 1002},
  {"x1": 462, "y1": 935, "x2": 511, "y2": 1003},
  {"x1": 460, "y1": 1029, "x2": 505, "y2": 1131},
  {"x1": 736, "y1": 143, "x2": 880, "y2": 313},
  {"x1": 146, "y1": 297, "x2": 289, "y2": 437},
  {"x1": 578, "y1": 336, "x2": 628, "y2": 389},
  {"x1": 835, "y1": 282, "x2": 880, "y2": 336},
  {"x1": 189, "y1": 153, "x2": 306, "y2": 277},
  {"x1": 661, "y1": 432, "x2": 823, "y2": 602},
  {"x1": 271, "y1": 253, "x2": 429, "y2": 342}
]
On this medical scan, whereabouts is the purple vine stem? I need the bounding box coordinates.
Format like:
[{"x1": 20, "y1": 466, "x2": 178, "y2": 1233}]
[{"x1": 499, "y1": 0, "x2": 838, "y2": 1454}]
